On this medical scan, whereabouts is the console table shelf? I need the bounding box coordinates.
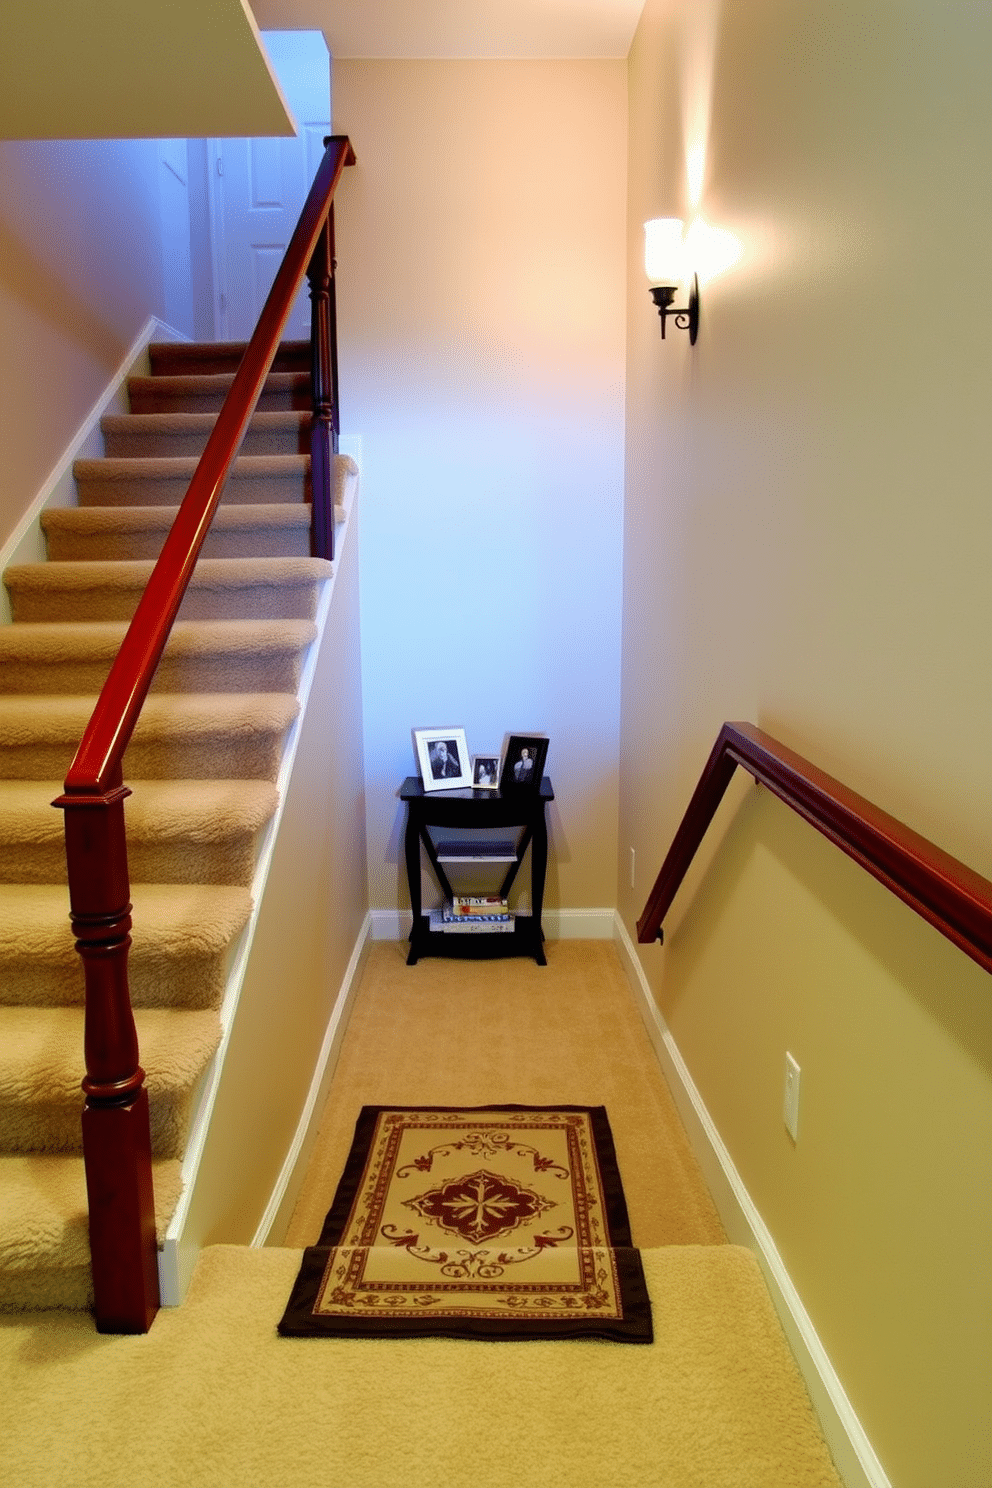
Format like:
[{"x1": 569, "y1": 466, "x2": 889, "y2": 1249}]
[{"x1": 400, "y1": 775, "x2": 554, "y2": 965}]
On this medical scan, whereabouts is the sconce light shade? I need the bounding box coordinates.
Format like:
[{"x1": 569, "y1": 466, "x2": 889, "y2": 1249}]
[
  {"x1": 644, "y1": 217, "x2": 685, "y2": 286},
  {"x1": 644, "y1": 217, "x2": 699, "y2": 345}
]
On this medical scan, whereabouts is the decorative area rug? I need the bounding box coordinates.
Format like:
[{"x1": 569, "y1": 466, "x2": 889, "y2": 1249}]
[{"x1": 279, "y1": 1105, "x2": 653, "y2": 1342}]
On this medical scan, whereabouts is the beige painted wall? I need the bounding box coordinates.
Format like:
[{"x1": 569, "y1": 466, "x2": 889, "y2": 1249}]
[
  {"x1": 185, "y1": 507, "x2": 367, "y2": 1251},
  {"x1": 0, "y1": 139, "x2": 166, "y2": 546},
  {"x1": 620, "y1": 3, "x2": 991, "y2": 1485},
  {"x1": 332, "y1": 60, "x2": 627, "y2": 916}
]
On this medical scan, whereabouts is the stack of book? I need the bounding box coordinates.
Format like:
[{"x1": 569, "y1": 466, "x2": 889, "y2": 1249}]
[{"x1": 430, "y1": 896, "x2": 513, "y2": 934}]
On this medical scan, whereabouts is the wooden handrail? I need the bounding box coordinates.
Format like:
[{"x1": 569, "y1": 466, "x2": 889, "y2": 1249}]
[
  {"x1": 52, "y1": 135, "x2": 355, "y2": 1332},
  {"x1": 637, "y1": 722, "x2": 992, "y2": 975},
  {"x1": 62, "y1": 135, "x2": 355, "y2": 797}
]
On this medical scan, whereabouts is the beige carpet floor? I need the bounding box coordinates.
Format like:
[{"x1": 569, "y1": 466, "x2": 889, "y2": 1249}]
[
  {"x1": 285, "y1": 940, "x2": 726, "y2": 1250},
  {"x1": 0, "y1": 941, "x2": 842, "y2": 1486},
  {"x1": 0, "y1": 1243, "x2": 842, "y2": 1488}
]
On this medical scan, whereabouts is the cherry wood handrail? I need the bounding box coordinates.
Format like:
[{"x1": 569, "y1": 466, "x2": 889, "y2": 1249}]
[
  {"x1": 52, "y1": 135, "x2": 355, "y2": 1332},
  {"x1": 64, "y1": 135, "x2": 355, "y2": 797},
  {"x1": 637, "y1": 722, "x2": 992, "y2": 975}
]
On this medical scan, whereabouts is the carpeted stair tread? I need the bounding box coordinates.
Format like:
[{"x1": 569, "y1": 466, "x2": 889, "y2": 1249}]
[
  {"x1": 0, "y1": 692, "x2": 300, "y2": 780},
  {"x1": 0, "y1": 779, "x2": 279, "y2": 885},
  {"x1": 0, "y1": 618, "x2": 317, "y2": 695},
  {"x1": 0, "y1": 882, "x2": 252, "y2": 1009},
  {"x1": 0, "y1": 1005, "x2": 222, "y2": 1158},
  {"x1": 148, "y1": 339, "x2": 310, "y2": 376},
  {"x1": 101, "y1": 408, "x2": 310, "y2": 459},
  {"x1": 0, "y1": 338, "x2": 337, "y2": 1310},
  {"x1": 5, "y1": 555, "x2": 333, "y2": 623},
  {"x1": 0, "y1": 1155, "x2": 183, "y2": 1311},
  {"x1": 128, "y1": 370, "x2": 310, "y2": 415},
  {"x1": 43, "y1": 502, "x2": 317, "y2": 562},
  {"x1": 73, "y1": 453, "x2": 310, "y2": 508}
]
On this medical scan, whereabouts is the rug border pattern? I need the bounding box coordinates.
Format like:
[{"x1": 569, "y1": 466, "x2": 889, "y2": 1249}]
[{"x1": 279, "y1": 1105, "x2": 653, "y2": 1344}]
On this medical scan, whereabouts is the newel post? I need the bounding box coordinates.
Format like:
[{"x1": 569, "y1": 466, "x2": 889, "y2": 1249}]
[
  {"x1": 53, "y1": 778, "x2": 160, "y2": 1333},
  {"x1": 307, "y1": 207, "x2": 338, "y2": 562}
]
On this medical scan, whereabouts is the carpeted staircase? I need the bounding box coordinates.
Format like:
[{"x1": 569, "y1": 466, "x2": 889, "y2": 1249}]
[{"x1": 0, "y1": 340, "x2": 357, "y2": 1311}]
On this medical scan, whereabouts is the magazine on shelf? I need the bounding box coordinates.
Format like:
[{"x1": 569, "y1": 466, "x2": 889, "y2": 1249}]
[
  {"x1": 429, "y1": 909, "x2": 514, "y2": 935},
  {"x1": 451, "y1": 895, "x2": 510, "y2": 918},
  {"x1": 435, "y1": 841, "x2": 518, "y2": 863}
]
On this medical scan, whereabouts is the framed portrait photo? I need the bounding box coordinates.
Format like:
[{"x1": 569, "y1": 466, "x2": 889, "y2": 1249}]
[
  {"x1": 414, "y1": 727, "x2": 472, "y2": 792},
  {"x1": 499, "y1": 734, "x2": 549, "y2": 793},
  {"x1": 471, "y1": 754, "x2": 500, "y2": 790}
]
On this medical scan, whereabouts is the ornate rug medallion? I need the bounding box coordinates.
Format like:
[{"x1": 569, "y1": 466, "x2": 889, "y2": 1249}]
[{"x1": 279, "y1": 1106, "x2": 653, "y2": 1343}]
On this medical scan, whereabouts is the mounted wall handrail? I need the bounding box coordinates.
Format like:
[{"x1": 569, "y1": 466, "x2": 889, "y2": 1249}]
[
  {"x1": 52, "y1": 135, "x2": 355, "y2": 1333},
  {"x1": 637, "y1": 722, "x2": 992, "y2": 975}
]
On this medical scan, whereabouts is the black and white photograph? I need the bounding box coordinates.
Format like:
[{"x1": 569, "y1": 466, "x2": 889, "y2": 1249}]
[
  {"x1": 472, "y1": 754, "x2": 500, "y2": 790},
  {"x1": 414, "y1": 727, "x2": 472, "y2": 792},
  {"x1": 499, "y1": 734, "x2": 549, "y2": 793}
]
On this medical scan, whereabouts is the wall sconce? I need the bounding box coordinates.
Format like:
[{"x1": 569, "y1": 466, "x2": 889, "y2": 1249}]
[{"x1": 644, "y1": 218, "x2": 699, "y2": 344}]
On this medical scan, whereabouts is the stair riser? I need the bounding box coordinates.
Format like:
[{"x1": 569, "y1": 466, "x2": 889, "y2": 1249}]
[
  {"x1": 43, "y1": 525, "x2": 312, "y2": 563},
  {"x1": 0, "y1": 732, "x2": 290, "y2": 782},
  {"x1": 0, "y1": 651, "x2": 307, "y2": 696},
  {"x1": 0, "y1": 1152, "x2": 183, "y2": 1309},
  {"x1": 7, "y1": 582, "x2": 325, "y2": 625},
  {"x1": 74, "y1": 472, "x2": 309, "y2": 509},
  {"x1": 101, "y1": 418, "x2": 308, "y2": 460},
  {"x1": 0, "y1": 833, "x2": 262, "y2": 888},
  {"x1": 0, "y1": 954, "x2": 232, "y2": 1012},
  {"x1": 0, "y1": 1089, "x2": 200, "y2": 1161},
  {"x1": 148, "y1": 341, "x2": 310, "y2": 377},
  {"x1": 128, "y1": 381, "x2": 310, "y2": 416},
  {"x1": 0, "y1": 1263, "x2": 92, "y2": 1311}
]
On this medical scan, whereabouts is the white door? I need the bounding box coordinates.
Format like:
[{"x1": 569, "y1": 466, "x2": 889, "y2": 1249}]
[
  {"x1": 158, "y1": 138, "x2": 194, "y2": 338},
  {"x1": 209, "y1": 31, "x2": 331, "y2": 342}
]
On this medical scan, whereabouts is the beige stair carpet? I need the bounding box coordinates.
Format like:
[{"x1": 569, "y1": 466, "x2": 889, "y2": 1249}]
[
  {"x1": 0, "y1": 882, "x2": 252, "y2": 1009},
  {"x1": 0, "y1": 618, "x2": 319, "y2": 695},
  {"x1": 72, "y1": 453, "x2": 311, "y2": 507},
  {"x1": 0, "y1": 340, "x2": 351, "y2": 1313},
  {"x1": 0, "y1": 778, "x2": 279, "y2": 884},
  {"x1": 41, "y1": 503, "x2": 317, "y2": 562},
  {"x1": 100, "y1": 408, "x2": 310, "y2": 459}
]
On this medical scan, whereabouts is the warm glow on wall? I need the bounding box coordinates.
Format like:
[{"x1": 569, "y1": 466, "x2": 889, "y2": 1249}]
[
  {"x1": 643, "y1": 219, "x2": 698, "y2": 344},
  {"x1": 643, "y1": 214, "x2": 741, "y2": 343},
  {"x1": 686, "y1": 143, "x2": 706, "y2": 212},
  {"x1": 684, "y1": 216, "x2": 742, "y2": 285}
]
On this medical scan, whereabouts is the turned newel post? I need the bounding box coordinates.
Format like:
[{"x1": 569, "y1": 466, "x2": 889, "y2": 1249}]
[
  {"x1": 307, "y1": 207, "x2": 338, "y2": 562},
  {"x1": 53, "y1": 776, "x2": 159, "y2": 1333}
]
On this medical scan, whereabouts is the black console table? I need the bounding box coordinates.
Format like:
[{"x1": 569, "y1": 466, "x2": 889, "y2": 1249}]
[{"x1": 400, "y1": 775, "x2": 554, "y2": 966}]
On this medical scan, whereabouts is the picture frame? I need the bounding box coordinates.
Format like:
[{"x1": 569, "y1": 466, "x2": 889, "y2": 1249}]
[
  {"x1": 471, "y1": 754, "x2": 500, "y2": 790},
  {"x1": 499, "y1": 734, "x2": 549, "y2": 793},
  {"x1": 414, "y1": 727, "x2": 473, "y2": 792}
]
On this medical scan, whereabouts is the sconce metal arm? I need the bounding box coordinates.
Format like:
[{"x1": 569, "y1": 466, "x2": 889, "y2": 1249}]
[{"x1": 649, "y1": 274, "x2": 699, "y2": 345}]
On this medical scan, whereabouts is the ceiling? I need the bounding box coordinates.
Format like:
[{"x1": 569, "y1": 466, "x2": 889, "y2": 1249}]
[
  {"x1": 0, "y1": 0, "x2": 644, "y2": 142},
  {"x1": 0, "y1": 0, "x2": 295, "y2": 141},
  {"x1": 249, "y1": 0, "x2": 647, "y2": 59}
]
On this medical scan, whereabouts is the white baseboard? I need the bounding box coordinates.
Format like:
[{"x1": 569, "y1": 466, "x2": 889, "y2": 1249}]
[
  {"x1": 252, "y1": 912, "x2": 373, "y2": 1247},
  {"x1": 544, "y1": 907, "x2": 615, "y2": 938},
  {"x1": 612, "y1": 913, "x2": 890, "y2": 1488},
  {"x1": 370, "y1": 908, "x2": 411, "y2": 941},
  {"x1": 369, "y1": 906, "x2": 615, "y2": 943}
]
